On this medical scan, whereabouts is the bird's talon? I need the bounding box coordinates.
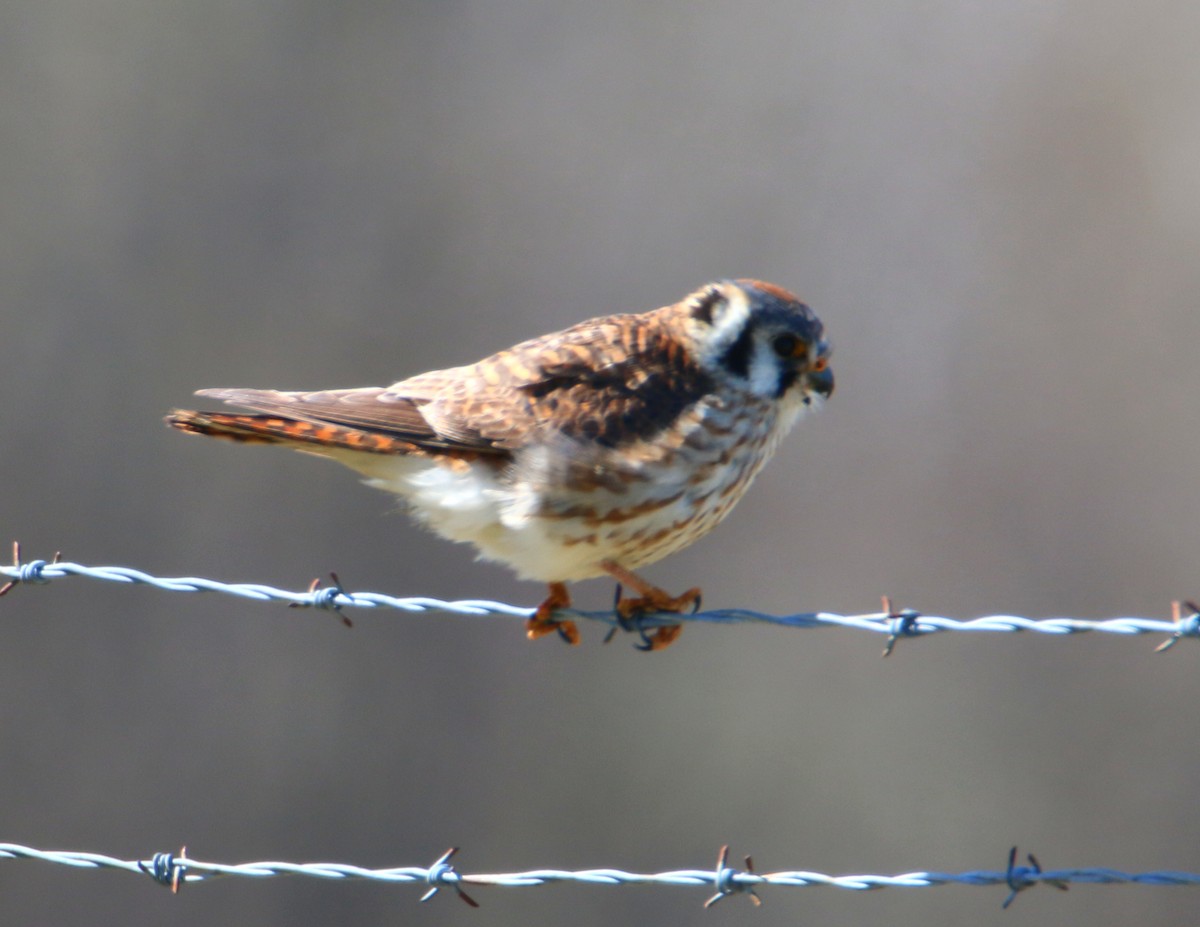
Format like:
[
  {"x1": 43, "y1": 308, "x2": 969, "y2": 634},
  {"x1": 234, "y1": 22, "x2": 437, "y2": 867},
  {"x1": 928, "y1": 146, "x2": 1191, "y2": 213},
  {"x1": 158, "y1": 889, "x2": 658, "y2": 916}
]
[
  {"x1": 626, "y1": 610, "x2": 657, "y2": 650},
  {"x1": 524, "y1": 614, "x2": 580, "y2": 644},
  {"x1": 527, "y1": 582, "x2": 578, "y2": 645},
  {"x1": 647, "y1": 624, "x2": 684, "y2": 650},
  {"x1": 607, "y1": 578, "x2": 697, "y2": 651}
]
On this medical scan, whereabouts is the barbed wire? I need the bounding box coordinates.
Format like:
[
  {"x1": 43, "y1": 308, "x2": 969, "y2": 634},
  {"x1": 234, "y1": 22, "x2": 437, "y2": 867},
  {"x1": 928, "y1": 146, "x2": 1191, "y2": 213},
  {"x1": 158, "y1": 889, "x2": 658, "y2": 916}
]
[
  {"x1": 1, "y1": 841, "x2": 1196, "y2": 908},
  {"x1": 1, "y1": 543, "x2": 1197, "y2": 652},
  {"x1": 5, "y1": 550, "x2": 1197, "y2": 912}
]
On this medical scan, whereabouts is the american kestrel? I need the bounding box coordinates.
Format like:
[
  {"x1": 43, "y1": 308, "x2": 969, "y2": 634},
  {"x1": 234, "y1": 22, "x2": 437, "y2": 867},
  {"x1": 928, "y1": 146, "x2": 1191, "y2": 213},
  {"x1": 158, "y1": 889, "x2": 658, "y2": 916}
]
[{"x1": 167, "y1": 279, "x2": 833, "y2": 649}]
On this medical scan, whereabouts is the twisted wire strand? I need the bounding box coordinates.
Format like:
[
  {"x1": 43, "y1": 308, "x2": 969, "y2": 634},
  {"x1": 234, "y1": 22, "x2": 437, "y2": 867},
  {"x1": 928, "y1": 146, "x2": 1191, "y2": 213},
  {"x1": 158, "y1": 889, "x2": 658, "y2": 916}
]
[
  {"x1": 2, "y1": 549, "x2": 1195, "y2": 649},
  {"x1": 1, "y1": 842, "x2": 1197, "y2": 906}
]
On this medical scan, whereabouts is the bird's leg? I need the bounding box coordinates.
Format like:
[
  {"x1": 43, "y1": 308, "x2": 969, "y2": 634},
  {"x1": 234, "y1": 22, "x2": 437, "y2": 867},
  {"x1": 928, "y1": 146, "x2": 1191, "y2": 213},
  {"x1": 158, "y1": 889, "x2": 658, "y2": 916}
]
[
  {"x1": 600, "y1": 560, "x2": 701, "y2": 651},
  {"x1": 525, "y1": 582, "x2": 580, "y2": 645}
]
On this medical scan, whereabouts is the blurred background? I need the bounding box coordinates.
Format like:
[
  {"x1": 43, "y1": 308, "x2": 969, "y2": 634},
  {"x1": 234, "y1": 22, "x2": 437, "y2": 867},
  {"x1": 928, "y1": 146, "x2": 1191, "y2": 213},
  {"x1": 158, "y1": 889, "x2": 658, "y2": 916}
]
[{"x1": 3, "y1": 2, "x2": 1200, "y2": 924}]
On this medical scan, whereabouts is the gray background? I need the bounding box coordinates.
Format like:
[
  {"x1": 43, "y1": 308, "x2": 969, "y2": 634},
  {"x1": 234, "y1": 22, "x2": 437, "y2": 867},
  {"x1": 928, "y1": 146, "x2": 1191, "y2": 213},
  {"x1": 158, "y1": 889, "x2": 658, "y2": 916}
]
[{"x1": 3, "y1": 2, "x2": 1199, "y2": 924}]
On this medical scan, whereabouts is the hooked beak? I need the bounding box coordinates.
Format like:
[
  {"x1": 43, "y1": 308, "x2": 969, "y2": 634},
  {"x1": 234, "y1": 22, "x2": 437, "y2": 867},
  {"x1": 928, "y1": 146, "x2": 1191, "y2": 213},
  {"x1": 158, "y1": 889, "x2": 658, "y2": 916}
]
[{"x1": 806, "y1": 364, "x2": 834, "y2": 399}]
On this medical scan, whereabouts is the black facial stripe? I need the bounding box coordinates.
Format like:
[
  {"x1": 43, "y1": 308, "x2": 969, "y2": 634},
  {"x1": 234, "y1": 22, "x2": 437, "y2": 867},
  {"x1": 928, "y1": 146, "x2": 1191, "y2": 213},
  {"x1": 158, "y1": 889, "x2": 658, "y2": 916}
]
[
  {"x1": 775, "y1": 367, "x2": 798, "y2": 399},
  {"x1": 719, "y1": 320, "x2": 755, "y2": 378},
  {"x1": 690, "y1": 287, "x2": 722, "y2": 324}
]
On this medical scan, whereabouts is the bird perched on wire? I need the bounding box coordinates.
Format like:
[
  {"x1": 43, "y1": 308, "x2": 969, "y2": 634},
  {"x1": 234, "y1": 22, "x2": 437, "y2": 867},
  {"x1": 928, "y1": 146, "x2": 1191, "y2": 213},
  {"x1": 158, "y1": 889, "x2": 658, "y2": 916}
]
[{"x1": 167, "y1": 279, "x2": 833, "y2": 649}]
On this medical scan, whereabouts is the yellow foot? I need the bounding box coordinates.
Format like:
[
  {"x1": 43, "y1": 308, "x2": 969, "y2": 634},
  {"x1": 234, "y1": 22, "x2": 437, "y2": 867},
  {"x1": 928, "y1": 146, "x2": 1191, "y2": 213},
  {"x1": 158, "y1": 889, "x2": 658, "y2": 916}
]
[
  {"x1": 525, "y1": 581, "x2": 580, "y2": 645},
  {"x1": 600, "y1": 560, "x2": 700, "y2": 651}
]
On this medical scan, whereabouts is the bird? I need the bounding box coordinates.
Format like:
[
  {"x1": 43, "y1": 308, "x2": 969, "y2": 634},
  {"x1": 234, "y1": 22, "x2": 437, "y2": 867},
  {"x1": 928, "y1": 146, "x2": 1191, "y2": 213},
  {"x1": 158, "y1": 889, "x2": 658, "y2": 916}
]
[{"x1": 166, "y1": 279, "x2": 833, "y2": 649}]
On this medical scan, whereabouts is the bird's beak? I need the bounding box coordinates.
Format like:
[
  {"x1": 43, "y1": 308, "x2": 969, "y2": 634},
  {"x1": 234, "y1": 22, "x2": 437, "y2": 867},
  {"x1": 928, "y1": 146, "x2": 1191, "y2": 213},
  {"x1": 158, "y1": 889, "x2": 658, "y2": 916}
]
[{"x1": 806, "y1": 364, "x2": 834, "y2": 399}]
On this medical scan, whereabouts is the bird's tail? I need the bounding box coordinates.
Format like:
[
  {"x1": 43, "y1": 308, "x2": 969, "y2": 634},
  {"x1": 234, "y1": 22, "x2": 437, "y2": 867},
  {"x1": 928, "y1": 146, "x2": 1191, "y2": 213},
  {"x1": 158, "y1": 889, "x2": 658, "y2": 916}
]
[{"x1": 166, "y1": 409, "x2": 410, "y2": 454}]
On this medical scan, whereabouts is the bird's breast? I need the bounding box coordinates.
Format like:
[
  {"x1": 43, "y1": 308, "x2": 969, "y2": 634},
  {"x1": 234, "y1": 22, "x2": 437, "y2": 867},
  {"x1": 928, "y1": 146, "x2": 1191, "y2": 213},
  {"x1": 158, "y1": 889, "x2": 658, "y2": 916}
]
[{"x1": 358, "y1": 391, "x2": 800, "y2": 583}]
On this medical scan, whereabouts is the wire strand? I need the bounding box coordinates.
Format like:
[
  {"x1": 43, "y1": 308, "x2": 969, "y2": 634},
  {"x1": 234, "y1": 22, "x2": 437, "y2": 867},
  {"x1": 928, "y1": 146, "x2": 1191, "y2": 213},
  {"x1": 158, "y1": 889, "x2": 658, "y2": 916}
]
[
  {"x1": 1, "y1": 842, "x2": 1196, "y2": 908},
  {"x1": 1, "y1": 547, "x2": 1194, "y2": 651}
]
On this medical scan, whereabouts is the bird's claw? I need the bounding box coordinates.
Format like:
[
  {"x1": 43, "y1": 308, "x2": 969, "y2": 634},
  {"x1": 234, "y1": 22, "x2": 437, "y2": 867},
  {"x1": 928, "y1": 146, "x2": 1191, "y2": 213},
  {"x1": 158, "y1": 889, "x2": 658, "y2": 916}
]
[
  {"x1": 611, "y1": 583, "x2": 700, "y2": 651},
  {"x1": 526, "y1": 582, "x2": 580, "y2": 645}
]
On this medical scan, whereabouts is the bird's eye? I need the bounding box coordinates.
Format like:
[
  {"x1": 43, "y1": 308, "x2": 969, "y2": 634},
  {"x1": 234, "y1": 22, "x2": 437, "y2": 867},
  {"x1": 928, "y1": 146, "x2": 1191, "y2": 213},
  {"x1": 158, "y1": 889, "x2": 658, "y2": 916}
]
[{"x1": 772, "y1": 333, "x2": 801, "y2": 358}]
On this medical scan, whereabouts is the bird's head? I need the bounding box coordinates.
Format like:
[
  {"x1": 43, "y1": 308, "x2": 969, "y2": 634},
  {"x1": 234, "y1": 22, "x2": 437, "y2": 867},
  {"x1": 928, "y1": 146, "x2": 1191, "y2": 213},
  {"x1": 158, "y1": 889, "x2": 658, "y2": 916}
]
[{"x1": 683, "y1": 279, "x2": 833, "y2": 407}]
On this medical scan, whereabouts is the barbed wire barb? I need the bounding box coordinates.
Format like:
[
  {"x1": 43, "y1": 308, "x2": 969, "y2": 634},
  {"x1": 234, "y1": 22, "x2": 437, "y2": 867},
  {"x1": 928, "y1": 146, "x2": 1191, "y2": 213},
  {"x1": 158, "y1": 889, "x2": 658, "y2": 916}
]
[
  {"x1": 0, "y1": 544, "x2": 1195, "y2": 651},
  {"x1": 703, "y1": 845, "x2": 763, "y2": 908},
  {"x1": 289, "y1": 572, "x2": 353, "y2": 627},
  {"x1": 0, "y1": 541, "x2": 60, "y2": 597},
  {"x1": 880, "y1": 595, "x2": 922, "y2": 657},
  {"x1": 1002, "y1": 846, "x2": 1070, "y2": 909},
  {"x1": 1155, "y1": 600, "x2": 1200, "y2": 652},
  {"x1": 138, "y1": 845, "x2": 188, "y2": 893}
]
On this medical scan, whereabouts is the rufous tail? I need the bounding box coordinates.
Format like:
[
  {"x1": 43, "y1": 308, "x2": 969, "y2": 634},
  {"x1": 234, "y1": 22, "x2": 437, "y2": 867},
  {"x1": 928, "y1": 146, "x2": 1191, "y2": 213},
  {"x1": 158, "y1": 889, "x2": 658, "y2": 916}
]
[{"x1": 166, "y1": 410, "x2": 414, "y2": 454}]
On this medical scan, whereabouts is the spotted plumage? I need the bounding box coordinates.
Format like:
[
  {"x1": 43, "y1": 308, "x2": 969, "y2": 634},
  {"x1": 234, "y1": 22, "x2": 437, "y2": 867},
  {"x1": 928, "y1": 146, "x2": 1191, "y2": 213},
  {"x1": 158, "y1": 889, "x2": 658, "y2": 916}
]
[{"x1": 167, "y1": 279, "x2": 833, "y2": 648}]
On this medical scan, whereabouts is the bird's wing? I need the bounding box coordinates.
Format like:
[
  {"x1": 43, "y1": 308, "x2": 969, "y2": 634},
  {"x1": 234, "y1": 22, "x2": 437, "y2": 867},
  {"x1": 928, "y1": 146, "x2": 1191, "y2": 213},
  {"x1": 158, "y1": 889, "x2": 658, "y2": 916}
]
[
  {"x1": 393, "y1": 311, "x2": 715, "y2": 453},
  {"x1": 173, "y1": 310, "x2": 713, "y2": 458}
]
